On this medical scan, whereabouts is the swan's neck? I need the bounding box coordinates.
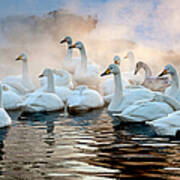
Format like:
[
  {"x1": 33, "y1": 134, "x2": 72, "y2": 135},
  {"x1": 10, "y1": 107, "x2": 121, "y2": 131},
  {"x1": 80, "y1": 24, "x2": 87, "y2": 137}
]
[
  {"x1": 46, "y1": 72, "x2": 55, "y2": 93},
  {"x1": 142, "y1": 63, "x2": 152, "y2": 79},
  {"x1": 170, "y1": 71, "x2": 180, "y2": 92},
  {"x1": 65, "y1": 46, "x2": 72, "y2": 62},
  {"x1": 0, "y1": 85, "x2": 3, "y2": 108},
  {"x1": 22, "y1": 60, "x2": 30, "y2": 82},
  {"x1": 80, "y1": 46, "x2": 87, "y2": 70},
  {"x1": 109, "y1": 72, "x2": 123, "y2": 110},
  {"x1": 129, "y1": 55, "x2": 135, "y2": 73}
]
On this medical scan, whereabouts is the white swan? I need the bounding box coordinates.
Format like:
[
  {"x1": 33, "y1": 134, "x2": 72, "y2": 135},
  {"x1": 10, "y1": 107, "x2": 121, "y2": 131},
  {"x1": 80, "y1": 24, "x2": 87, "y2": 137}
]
[
  {"x1": 69, "y1": 41, "x2": 100, "y2": 90},
  {"x1": 60, "y1": 36, "x2": 81, "y2": 74},
  {"x1": 40, "y1": 69, "x2": 73, "y2": 89},
  {"x1": 2, "y1": 53, "x2": 35, "y2": 95},
  {"x1": 134, "y1": 61, "x2": 171, "y2": 92},
  {"x1": 19, "y1": 68, "x2": 64, "y2": 113},
  {"x1": 101, "y1": 64, "x2": 155, "y2": 112},
  {"x1": 123, "y1": 51, "x2": 143, "y2": 85},
  {"x1": 67, "y1": 85, "x2": 104, "y2": 114},
  {"x1": 0, "y1": 83, "x2": 12, "y2": 128},
  {"x1": 2, "y1": 84, "x2": 23, "y2": 110},
  {"x1": 159, "y1": 64, "x2": 180, "y2": 101}
]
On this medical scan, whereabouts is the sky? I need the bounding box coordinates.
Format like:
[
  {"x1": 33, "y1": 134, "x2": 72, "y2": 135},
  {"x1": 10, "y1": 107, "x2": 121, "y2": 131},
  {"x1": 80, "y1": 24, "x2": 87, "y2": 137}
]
[{"x1": 0, "y1": 0, "x2": 180, "y2": 50}]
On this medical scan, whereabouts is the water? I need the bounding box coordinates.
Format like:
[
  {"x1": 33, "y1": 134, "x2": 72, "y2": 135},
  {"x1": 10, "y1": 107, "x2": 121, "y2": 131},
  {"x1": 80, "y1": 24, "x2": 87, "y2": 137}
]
[{"x1": 0, "y1": 109, "x2": 180, "y2": 179}]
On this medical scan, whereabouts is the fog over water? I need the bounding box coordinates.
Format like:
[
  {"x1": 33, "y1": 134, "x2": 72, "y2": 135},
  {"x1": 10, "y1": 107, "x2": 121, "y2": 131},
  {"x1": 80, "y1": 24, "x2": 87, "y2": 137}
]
[{"x1": 0, "y1": 0, "x2": 180, "y2": 85}]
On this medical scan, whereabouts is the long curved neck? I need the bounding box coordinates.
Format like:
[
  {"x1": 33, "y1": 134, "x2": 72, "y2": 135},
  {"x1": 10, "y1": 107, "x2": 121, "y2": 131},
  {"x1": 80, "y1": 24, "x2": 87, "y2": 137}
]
[
  {"x1": 80, "y1": 46, "x2": 87, "y2": 70},
  {"x1": 129, "y1": 55, "x2": 135, "y2": 73},
  {"x1": 22, "y1": 60, "x2": 30, "y2": 82},
  {"x1": 170, "y1": 71, "x2": 179, "y2": 92},
  {"x1": 109, "y1": 72, "x2": 123, "y2": 110},
  {"x1": 46, "y1": 71, "x2": 55, "y2": 93},
  {"x1": 0, "y1": 85, "x2": 3, "y2": 108},
  {"x1": 65, "y1": 45, "x2": 72, "y2": 62},
  {"x1": 141, "y1": 63, "x2": 152, "y2": 78}
]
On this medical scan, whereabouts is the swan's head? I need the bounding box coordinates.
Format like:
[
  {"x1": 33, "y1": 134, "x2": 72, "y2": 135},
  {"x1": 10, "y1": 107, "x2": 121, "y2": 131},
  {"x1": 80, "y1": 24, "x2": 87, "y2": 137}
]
[
  {"x1": 159, "y1": 64, "x2": 176, "y2": 77},
  {"x1": 134, "y1": 61, "x2": 143, "y2": 75},
  {"x1": 124, "y1": 51, "x2": 134, "y2": 59},
  {"x1": 69, "y1": 41, "x2": 84, "y2": 50},
  {"x1": 39, "y1": 68, "x2": 51, "y2": 78},
  {"x1": 15, "y1": 53, "x2": 27, "y2": 61},
  {"x1": 113, "y1": 56, "x2": 121, "y2": 65},
  {"x1": 60, "y1": 36, "x2": 72, "y2": 45},
  {"x1": 101, "y1": 64, "x2": 120, "y2": 76}
]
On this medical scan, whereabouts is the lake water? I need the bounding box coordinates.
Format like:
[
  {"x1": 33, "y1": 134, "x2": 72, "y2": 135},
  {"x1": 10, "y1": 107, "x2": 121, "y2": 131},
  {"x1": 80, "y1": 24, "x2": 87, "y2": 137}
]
[{"x1": 0, "y1": 109, "x2": 180, "y2": 179}]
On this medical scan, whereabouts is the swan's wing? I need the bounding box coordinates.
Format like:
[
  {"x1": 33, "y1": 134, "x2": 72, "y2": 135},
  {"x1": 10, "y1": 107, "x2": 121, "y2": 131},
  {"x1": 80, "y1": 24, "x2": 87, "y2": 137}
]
[{"x1": 0, "y1": 108, "x2": 12, "y2": 127}]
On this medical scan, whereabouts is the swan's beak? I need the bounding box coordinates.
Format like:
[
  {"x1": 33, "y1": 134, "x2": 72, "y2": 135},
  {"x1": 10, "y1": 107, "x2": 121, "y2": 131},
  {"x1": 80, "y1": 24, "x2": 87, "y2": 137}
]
[
  {"x1": 134, "y1": 68, "x2": 138, "y2": 75},
  {"x1": 158, "y1": 69, "x2": 167, "y2": 77},
  {"x1": 124, "y1": 55, "x2": 128, "y2": 59},
  {"x1": 69, "y1": 44, "x2": 76, "y2": 49},
  {"x1": 39, "y1": 73, "x2": 44, "y2": 78},
  {"x1": 16, "y1": 55, "x2": 23, "y2": 61},
  {"x1": 100, "y1": 69, "x2": 111, "y2": 76},
  {"x1": 60, "y1": 39, "x2": 66, "y2": 44},
  {"x1": 114, "y1": 60, "x2": 120, "y2": 65}
]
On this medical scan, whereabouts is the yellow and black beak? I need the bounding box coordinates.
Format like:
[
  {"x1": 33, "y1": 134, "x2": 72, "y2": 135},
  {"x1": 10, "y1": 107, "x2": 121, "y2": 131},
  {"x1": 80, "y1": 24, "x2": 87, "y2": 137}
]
[
  {"x1": 100, "y1": 69, "x2": 111, "y2": 76},
  {"x1": 15, "y1": 55, "x2": 22, "y2": 61},
  {"x1": 60, "y1": 39, "x2": 66, "y2": 44},
  {"x1": 39, "y1": 73, "x2": 44, "y2": 78},
  {"x1": 69, "y1": 44, "x2": 76, "y2": 49},
  {"x1": 158, "y1": 69, "x2": 168, "y2": 77}
]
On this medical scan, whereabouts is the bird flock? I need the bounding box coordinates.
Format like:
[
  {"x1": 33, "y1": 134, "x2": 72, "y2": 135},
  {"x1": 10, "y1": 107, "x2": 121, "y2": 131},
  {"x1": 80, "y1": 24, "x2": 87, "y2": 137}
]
[{"x1": 1, "y1": 36, "x2": 180, "y2": 136}]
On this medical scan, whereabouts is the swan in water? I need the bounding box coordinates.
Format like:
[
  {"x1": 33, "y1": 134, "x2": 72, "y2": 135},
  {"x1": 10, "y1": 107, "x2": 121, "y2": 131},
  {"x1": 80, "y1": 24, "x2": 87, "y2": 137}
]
[
  {"x1": 2, "y1": 84, "x2": 23, "y2": 110},
  {"x1": 19, "y1": 68, "x2": 64, "y2": 113},
  {"x1": 0, "y1": 83, "x2": 12, "y2": 128},
  {"x1": 2, "y1": 53, "x2": 35, "y2": 95},
  {"x1": 159, "y1": 64, "x2": 180, "y2": 101},
  {"x1": 123, "y1": 51, "x2": 143, "y2": 85},
  {"x1": 40, "y1": 69, "x2": 73, "y2": 89},
  {"x1": 67, "y1": 85, "x2": 104, "y2": 114},
  {"x1": 101, "y1": 64, "x2": 155, "y2": 112},
  {"x1": 69, "y1": 41, "x2": 100, "y2": 90},
  {"x1": 134, "y1": 61, "x2": 171, "y2": 92},
  {"x1": 60, "y1": 36, "x2": 81, "y2": 74},
  {"x1": 146, "y1": 110, "x2": 180, "y2": 136}
]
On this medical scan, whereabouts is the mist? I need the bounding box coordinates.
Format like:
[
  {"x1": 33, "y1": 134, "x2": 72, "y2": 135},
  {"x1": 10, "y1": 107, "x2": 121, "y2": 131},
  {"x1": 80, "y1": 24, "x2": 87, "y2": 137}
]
[{"x1": 0, "y1": 0, "x2": 180, "y2": 86}]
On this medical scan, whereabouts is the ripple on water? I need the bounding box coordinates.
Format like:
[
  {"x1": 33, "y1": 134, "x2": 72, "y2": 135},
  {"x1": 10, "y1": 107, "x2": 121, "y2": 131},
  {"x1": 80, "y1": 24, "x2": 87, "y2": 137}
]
[{"x1": 0, "y1": 109, "x2": 179, "y2": 179}]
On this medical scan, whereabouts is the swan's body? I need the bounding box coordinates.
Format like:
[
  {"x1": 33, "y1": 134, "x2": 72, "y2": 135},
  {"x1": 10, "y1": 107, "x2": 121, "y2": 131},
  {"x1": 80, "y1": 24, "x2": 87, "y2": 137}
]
[
  {"x1": 101, "y1": 64, "x2": 154, "y2": 112},
  {"x1": 19, "y1": 69, "x2": 64, "y2": 113},
  {"x1": 2, "y1": 53, "x2": 35, "y2": 95},
  {"x1": 147, "y1": 111, "x2": 180, "y2": 136},
  {"x1": 40, "y1": 69, "x2": 73, "y2": 89},
  {"x1": 0, "y1": 83, "x2": 12, "y2": 128},
  {"x1": 67, "y1": 85, "x2": 104, "y2": 113},
  {"x1": 69, "y1": 41, "x2": 100, "y2": 90},
  {"x1": 159, "y1": 64, "x2": 180, "y2": 101},
  {"x1": 135, "y1": 61, "x2": 171, "y2": 92},
  {"x1": 2, "y1": 85, "x2": 23, "y2": 110},
  {"x1": 60, "y1": 36, "x2": 81, "y2": 74}
]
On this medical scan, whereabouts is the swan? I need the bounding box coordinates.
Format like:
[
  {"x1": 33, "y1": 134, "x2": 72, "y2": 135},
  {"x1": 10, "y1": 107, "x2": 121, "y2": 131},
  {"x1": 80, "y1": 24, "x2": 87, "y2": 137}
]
[
  {"x1": 0, "y1": 83, "x2": 12, "y2": 128},
  {"x1": 19, "y1": 68, "x2": 64, "y2": 113},
  {"x1": 101, "y1": 64, "x2": 155, "y2": 112},
  {"x1": 69, "y1": 41, "x2": 100, "y2": 90},
  {"x1": 2, "y1": 53, "x2": 35, "y2": 95},
  {"x1": 113, "y1": 93, "x2": 180, "y2": 122},
  {"x1": 2, "y1": 84, "x2": 23, "y2": 110},
  {"x1": 40, "y1": 69, "x2": 73, "y2": 89},
  {"x1": 146, "y1": 111, "x2": 180, "y2": 136},
  {"x1": 67, "y1": 85, "x2": 104, "y2": 114},
  {"x1": 60, "y1": 36, "x2": 81, "y2": 74},
  {"x1": 123, "y1": 51, "x2": 143, "y2": 85},
  {"x1": 134, "y1": 61, "x2": 171, "y2": 92},
  {"x1": 159, "y1": 64, "x2": 180, "y2": 101}
]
